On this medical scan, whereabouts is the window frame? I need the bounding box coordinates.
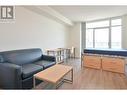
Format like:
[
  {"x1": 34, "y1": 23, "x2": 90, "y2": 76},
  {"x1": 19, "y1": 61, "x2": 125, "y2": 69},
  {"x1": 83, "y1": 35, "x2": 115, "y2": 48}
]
[{"x1": 85, "y1": 16, "x2": 122, "y2": 49}]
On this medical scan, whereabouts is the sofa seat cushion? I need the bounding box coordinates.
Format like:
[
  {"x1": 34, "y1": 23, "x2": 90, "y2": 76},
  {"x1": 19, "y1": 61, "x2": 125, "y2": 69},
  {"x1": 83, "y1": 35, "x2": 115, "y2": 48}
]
[
  {"x1": 22, "y1": 64, "x2": 43, "y2": 79},
  {"x1": 35, "y1": 60, "x2": 55, "y2": 69}
]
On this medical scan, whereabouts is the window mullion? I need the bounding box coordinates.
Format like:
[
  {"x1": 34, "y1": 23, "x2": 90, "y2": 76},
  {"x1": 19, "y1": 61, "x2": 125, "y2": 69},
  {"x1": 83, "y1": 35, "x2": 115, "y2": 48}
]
[
  {"x1": 93, "y1": 29, "x2": 95, "y2": 48},
  {"x1": 109, "y1": 19, "x2": 111, "y2": 48}
]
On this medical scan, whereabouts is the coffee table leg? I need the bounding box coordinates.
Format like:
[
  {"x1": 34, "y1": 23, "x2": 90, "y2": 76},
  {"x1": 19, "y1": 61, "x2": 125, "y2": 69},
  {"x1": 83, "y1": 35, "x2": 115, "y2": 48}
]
[
  {"x1": 63, "y1": 69, "x2": 73, "y2": 84},
  {"x1": 71, "y1": 69, "x2": 73, "y2": 83},
  {"x1": 33, "y1": 77, "x2": 36, "y2": 88}
]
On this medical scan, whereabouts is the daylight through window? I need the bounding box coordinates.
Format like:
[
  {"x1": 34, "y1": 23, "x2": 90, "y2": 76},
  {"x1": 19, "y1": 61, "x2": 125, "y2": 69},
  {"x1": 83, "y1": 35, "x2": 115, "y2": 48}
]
[{"x1": 86, "y1": 17, "x2": 122, "y2": 49}]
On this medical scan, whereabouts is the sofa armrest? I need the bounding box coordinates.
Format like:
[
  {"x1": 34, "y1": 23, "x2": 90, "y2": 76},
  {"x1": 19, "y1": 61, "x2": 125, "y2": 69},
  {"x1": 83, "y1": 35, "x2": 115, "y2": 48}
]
[
  {"x1": 42, "y1": 55, "x2": 56, "y2": 62},
  {"x1": 0, "y1": 63, "x2": 22, "y2": 89}
]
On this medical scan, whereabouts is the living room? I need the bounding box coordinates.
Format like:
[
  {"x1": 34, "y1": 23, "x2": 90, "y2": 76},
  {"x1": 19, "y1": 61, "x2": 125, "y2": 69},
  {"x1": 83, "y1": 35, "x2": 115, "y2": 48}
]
[{"x1": 0, "y1": 0, "x2": 127, "y2": 94}]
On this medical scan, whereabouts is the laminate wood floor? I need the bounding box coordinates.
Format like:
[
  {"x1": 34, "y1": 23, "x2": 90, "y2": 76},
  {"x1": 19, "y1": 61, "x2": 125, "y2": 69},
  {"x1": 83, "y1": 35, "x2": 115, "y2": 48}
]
[{"x1": 36, "y1": 58, "x2": 127, "y2": 89}]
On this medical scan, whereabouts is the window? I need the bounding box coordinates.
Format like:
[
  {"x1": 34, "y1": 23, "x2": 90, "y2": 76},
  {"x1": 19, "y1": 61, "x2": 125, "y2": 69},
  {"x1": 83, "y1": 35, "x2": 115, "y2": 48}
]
[
  {"x1": 86, "y1": 17, "x2": 122, "y2": 49},
  {"x1": 86, "y1": 29, "x2": 93, "y2": 48},
  {"x1": 86, "y1": 20, "x2": 109, "y2": 28},
  {"x1": 111, "y1": 19, "x2": 122, "y2": 48},
  {"x1": 95, "y1": 28, "x2": 109, "y2": 48}
]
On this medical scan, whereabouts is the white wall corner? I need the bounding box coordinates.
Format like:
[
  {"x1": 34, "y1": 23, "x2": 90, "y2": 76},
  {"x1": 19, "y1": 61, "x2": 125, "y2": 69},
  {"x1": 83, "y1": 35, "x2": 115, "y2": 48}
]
[
  {"x1": 69, "y1": 22, "x2": 81, "y2": 58},
  {"x1": 23, "y1": 6, "x2": 73, "y2": 26}
]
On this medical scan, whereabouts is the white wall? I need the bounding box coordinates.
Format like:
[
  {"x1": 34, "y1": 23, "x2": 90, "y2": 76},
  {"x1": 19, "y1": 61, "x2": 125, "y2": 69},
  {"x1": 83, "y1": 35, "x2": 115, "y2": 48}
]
[
  {"x1": 0, "y1": 6, "x2": 69, "y2": 54},
  {"x1": 69, "y1": 23, "x2": 81, "y2": 58}
]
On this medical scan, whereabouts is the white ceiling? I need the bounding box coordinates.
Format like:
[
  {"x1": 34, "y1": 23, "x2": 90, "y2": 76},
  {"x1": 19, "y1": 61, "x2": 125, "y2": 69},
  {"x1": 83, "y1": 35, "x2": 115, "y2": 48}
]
[{"x1": 50, "y1": 6, "x2": 127, "y2": 22}]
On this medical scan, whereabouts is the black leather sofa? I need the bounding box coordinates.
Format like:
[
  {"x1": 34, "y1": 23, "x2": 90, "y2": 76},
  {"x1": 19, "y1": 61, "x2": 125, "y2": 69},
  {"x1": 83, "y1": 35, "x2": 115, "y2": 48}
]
[{"x1": 0, "y1": 48, "x2": 56, "y2": 89}]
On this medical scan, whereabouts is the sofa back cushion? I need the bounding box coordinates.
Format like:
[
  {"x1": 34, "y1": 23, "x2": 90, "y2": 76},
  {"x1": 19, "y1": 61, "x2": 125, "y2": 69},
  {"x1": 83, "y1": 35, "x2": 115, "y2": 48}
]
[
  {"x1": 0, "y1": 55, "x2": 4, "y2": 63},
  {"x1": 1, "y1": 48, "x2": 42, "y2": 65}
]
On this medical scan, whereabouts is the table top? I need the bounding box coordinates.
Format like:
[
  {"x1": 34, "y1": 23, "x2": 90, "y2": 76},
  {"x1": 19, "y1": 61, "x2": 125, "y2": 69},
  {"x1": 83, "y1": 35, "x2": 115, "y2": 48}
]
[
  {"x1": 34, "y1": 64, "x2": 73, "y2": 84},
  {"x1": 47, "y1": 48, "x2": 71, "y2": 52}
]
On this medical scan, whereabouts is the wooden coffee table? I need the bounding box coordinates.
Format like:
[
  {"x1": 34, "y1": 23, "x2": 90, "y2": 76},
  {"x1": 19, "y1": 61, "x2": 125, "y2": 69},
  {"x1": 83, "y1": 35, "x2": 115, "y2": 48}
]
[{"x1": 33, "y1": 64, "x2": 73, "y2": 89}]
